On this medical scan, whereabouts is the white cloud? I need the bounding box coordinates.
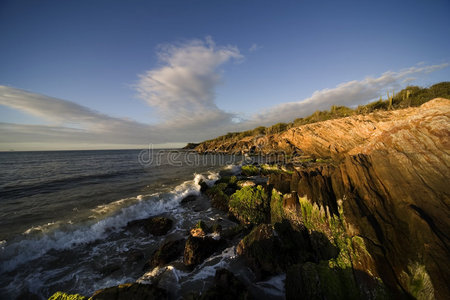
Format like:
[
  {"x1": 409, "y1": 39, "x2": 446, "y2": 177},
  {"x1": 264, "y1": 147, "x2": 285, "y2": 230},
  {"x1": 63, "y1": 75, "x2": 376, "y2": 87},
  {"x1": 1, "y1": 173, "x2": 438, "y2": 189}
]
[
  {"x1": 249, "y1": 43, "x2": 262, "y2": 52},
  {"x1": 135, "y1": 37, "x2": 242, "y2": 127},
  {"x1": 245, "y1": 63, "x2": 449, "y2": 126},
  {"x1": 0, "y1": 49, "x2": 448, "y2": 150}
]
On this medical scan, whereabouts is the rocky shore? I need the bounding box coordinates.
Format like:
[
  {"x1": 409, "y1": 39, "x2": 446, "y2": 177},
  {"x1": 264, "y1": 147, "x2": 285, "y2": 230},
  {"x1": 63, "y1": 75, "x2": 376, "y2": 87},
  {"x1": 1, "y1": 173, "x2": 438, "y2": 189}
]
[{"x1": 49, "y1": 98, "x2": 449, "y2": 299}]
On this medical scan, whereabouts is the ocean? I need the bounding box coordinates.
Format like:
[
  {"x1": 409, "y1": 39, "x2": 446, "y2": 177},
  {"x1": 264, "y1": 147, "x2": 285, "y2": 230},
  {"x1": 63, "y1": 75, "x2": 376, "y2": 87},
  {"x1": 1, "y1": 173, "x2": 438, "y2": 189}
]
[{"x1": 0, "y1": 149, "x2": 284, "y2": 299}]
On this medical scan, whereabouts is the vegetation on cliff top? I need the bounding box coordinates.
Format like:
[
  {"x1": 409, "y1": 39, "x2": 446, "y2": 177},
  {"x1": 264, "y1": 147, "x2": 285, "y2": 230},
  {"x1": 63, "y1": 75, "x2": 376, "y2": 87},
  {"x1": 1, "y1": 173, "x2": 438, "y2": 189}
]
[{"x1": 199, "y1": 82, "x2": 450, "y2": 144}]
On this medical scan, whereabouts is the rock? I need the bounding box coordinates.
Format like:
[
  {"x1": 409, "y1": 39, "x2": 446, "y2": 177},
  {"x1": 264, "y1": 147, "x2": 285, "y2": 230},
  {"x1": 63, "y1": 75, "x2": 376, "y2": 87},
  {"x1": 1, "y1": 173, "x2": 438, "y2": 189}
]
[
  {"x1": 228, "y1": 185, "x2": 270, "y2": 225},
  {"x1": 16, "y1": 291, "x2": 42, "y2": 300},
  {"x1": 205, "y1": 183, "x2": 230, "y2": 211},
  {"x1": 199, "y1": 180, "x2": 209, "y2": 192},
  {"x1": 47, "y1": 292, "x2": 86, "y2": 300},
  {"x1": 145, "y1": 239, "x2": 185, "y2": 270},
  {"x1": 236, "y1": 180, "x2": 256, "y2": 188},
  {"x1": 221, "y1": 224, "x2": 249, "y2": 240},
  {"x1": 267, "y1": 173, "x2": 291, "y2": 194},
  {"x1": 285, "y1": 262, "x2": 361, "y2": 300},
  {"x1": 90, "y1": 283, "x2": 168, "y2": 300},
  {"x1": 183, "y1": 143, "x2": 200, "y2": 150},
  {"x1": 199, "y1": 268, "x2": 252, "y2": 300},
  {"x1": 236, "y1": 224, "x2": 279, "y2": 277},
  {"x1": 236, "y1": 222, "x2": 325, "y2": 278},
  {"x1": 181, "y1": 194, "x2": 197, "y2": 204},
  {"x1": 183, "y1": 235, "x2": 224, "y2": 268},
  {"x1": 127, "y1": 216, "x2": 173, "y2": 236},
  {"x1": 195, "y1": 98, "x2": 450, "y2": 298},
  {"x1": 99, "y1": 263, "x2": 121, "y2": 276},
  {"x1": 124, "y1": 249, "x2": 145, "y2": 263}
]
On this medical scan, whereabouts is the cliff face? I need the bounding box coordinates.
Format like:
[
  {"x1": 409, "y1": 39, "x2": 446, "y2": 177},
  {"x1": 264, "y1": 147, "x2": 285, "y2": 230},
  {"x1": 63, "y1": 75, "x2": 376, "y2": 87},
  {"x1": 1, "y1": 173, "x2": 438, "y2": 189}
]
[
  {"x1": 195, "y1": 98, "x2": 449, "y2": 160},
  {"x1": 200, "y1": 98, "x2": 450, "y2": 298}
]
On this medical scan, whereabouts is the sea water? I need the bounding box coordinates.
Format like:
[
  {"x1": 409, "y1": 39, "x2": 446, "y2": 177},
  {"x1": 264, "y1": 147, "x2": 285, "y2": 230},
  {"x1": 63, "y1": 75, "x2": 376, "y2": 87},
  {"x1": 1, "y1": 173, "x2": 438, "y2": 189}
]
[{"x1": 0, "y1": 150, "x2": 283, "y2": 299}]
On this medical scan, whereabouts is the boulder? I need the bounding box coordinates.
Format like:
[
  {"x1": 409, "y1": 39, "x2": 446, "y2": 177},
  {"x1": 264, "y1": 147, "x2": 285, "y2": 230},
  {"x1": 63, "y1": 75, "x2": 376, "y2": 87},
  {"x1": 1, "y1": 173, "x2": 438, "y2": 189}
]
[
  {"x1": 127, "y1": 216, "x2": 173, "y2": 236},
  {"x1": 145, "y1": 239, "x2": 185, "y2": 270},
  {"x1": 199, "y1": 268, "x2": 252, "y2": 300},
  {"x1": 181, "y1": 194, "x2": 197, "y2": 204},
  {"x1": 228, "y1": 185, "x2": 270, "y2": 225},
  {"x1": 183, "y1": 236, "x2": 224, "y2": 268},
  {"x1": 285, "y1": 262, "x2": 361, "y2": 300},
  {"x1": 236, "y1": 221, "x2": 335, "y2": 279},
  {"x1": 90, "y1": 283, "x2": 167, "y2": 300},
  {"x1": 205, "y1": 183, "x2": 230, "y2": 211}
]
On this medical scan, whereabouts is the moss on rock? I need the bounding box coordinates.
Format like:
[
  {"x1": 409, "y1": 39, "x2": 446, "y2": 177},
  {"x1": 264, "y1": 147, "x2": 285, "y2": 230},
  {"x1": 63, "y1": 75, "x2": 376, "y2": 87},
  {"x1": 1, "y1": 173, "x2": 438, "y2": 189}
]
[{"x1": 229, "y1": 185, "x2": 269, "y2": 224}]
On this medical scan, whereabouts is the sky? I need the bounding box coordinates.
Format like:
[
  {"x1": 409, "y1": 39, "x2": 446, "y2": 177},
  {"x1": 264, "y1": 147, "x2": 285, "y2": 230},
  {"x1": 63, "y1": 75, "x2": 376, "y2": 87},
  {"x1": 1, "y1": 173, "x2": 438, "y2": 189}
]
[{"x1": 0, "y1": 0, "x2": 449, "y2": 150}]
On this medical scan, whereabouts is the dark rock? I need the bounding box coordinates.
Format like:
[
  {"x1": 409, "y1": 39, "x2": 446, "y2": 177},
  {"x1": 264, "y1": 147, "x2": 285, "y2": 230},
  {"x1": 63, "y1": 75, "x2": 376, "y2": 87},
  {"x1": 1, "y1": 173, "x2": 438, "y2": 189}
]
[
  {"x1": 205, "y1": 183, "x2": 230, "y2": 211},
  {"x1": 199, "y1": 268, "x2": 252, "y2": 300},
  {"x1": 285, "y1": 262, "x2": 361, "y2": 300},
  {"x1": 211, "y1": 223, "x2": 222, "y2": 234},
  {"x1": 183, "y1": 235, "x2": 224, "y2": 268},
  {"x1": 181, "y1": 194, "x2": 197, "y2": 204},
  {"x1": 127, "y1": 216, "x2": 173, "y2": 236},
  {"x1": 90, "y1": 283, "x2": 168, "y2": 300},
  {"x1": 183, "y1": 143, "x2": 200, "y2": 150},
  {"x1": 99, "y1": 263, "x2": 121, "y2": 276},
  {"x1": 199, "y1": 180, "x2": 209, "y2": 192},
  {"x1": 267, "y1": 173, "x2": 291, "y2": 194},
  {"x1": 236, "y1": 224, "x2": 280, "y2": 278},
  {"x1": 124, "y1": 249, "x2": 145, "y2": 263},
  {"x1": 221, "y1": 224, "x2": 250, "y2": 240},
  {"x1": 16, "y1": 291, "x2": 42, "y2": 300},
  {"x1": 145, "y1": 239, "x2": 185, "y2": 270},
  {"x1": 236, "y1": 221, "x2": 335, "y2": 278}
]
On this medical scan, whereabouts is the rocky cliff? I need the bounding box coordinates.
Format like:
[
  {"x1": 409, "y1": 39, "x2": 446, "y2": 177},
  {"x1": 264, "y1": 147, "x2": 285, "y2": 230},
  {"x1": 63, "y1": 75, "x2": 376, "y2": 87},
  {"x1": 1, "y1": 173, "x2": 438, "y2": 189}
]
[{"x1": 197, "y1": 98, "x2": 450, "y2": 299}]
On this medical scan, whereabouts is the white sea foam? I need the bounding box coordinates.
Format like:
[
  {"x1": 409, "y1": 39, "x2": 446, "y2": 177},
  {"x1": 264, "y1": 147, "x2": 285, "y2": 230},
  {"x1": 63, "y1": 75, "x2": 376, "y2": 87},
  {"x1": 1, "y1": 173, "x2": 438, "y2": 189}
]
[
  {"x1": 225, "y1": 164, "x2": 242, "y2": 175},
  {"x1": 254, "y1": 274, "x2": 286, "y2": 297},
  {"x1": 182, "y1": 246, "x2": 237, "y2": 283},
  {"x1": 23, "y1": 222, "x2": 58, "y2": 235},
  {"x1": 0, "y1": 171, "x2": 219, "y2": 273}
]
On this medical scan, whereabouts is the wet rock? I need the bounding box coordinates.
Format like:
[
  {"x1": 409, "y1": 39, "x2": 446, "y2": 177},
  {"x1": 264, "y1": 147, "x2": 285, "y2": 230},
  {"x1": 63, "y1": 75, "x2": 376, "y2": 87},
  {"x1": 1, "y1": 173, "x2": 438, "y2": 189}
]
[
  {"x1": 90, "y1": 283, "x2": 168, "y2": 300},
  {"x1": 145, "y1": 239, "x2": 185, "y2": 270},
  {"x1": 199, "y1": 268, "x2": 252, "y2": 300},
  {"x1": 199, "y1": 180, "x2": 209, "y2": 192},
  {"x1": 205, "y1": 183, "x2": 230, "y2": 211},
  {"x1": 127, "y1": 216, "x2": 173, "y2": 236},
  {"x1": 99, "y1": 263, "x2": 121, "y2": 276},
  {"x1": 236, "y1": 224, "x2": 279, "y2": 277},
  {"x1": 181, "y1": 194, "x2": 197, "y2": 204},
  {"x1": 17, "y1": 291, "x2": 42, "y2": 300},
  {"x1": 183, "y1": 235, "x2": 224, "y2": 268},
  {"x1": 190, "y1": 220, "x2": 210, "y2": 237},
  {"x1": 124, "y1": 249, "x2": 145, "y2": 263}
]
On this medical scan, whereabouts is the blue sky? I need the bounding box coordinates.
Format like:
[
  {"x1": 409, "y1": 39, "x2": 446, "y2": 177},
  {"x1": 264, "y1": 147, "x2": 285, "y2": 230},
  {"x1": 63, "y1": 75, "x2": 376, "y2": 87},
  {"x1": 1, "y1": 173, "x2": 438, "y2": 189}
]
[{"x1": 0, "y1": 0, "x2": 449, "y2": 150}]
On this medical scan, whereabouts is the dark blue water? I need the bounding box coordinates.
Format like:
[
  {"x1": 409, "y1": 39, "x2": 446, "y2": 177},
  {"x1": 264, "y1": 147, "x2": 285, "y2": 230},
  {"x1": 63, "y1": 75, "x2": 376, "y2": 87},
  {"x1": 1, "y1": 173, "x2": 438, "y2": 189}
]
[{"x1": 0, "y1": 149, "x2": 253, "y2": 299}]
